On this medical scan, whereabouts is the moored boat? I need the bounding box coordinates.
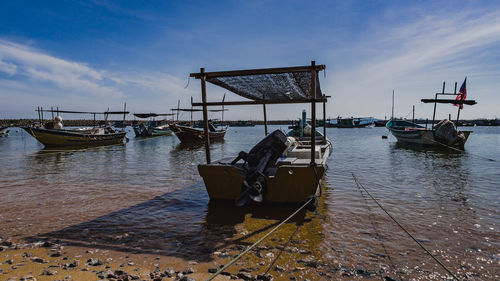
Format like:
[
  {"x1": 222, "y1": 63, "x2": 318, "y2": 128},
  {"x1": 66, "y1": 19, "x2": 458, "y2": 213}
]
[
  {"x1": 190, "y1": 61, "x2": 331, "y2": 205},
  {"x1": 387, "y1": 79, "x2": 476, "y2": 150},
  {"x1": 22, "y1": 108, "x2": 128, "y2": 148},
  {"x1": 170, "y1": 123, "x2": 226, "y2": 142},
  {"x1": 132, "y1": 113, "x2": 173, "y2": 137}
]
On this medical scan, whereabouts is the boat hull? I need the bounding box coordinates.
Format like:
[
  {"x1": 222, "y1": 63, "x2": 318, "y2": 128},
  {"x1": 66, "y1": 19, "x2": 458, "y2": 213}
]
[
  {"x1": 387, "y1": 122, "x2": 471, "y2": 149},
  {"x1": 198, "y1": 163, "x2": 325, "y2": 203},
  {"x1": 170, "y1": 124, "x2": 226, "y2": 143},
  {"x1": 22, "y1": 127, "x2": 126, "y2": 147},
  {"x1": 198, "y1": 138, "x2": 331, "y2": 203}
]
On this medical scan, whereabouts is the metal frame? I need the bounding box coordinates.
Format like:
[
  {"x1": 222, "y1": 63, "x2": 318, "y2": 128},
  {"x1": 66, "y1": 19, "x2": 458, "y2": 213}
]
[{"x1": 190, "y1": 61, "x2": 328, "y2": 165}]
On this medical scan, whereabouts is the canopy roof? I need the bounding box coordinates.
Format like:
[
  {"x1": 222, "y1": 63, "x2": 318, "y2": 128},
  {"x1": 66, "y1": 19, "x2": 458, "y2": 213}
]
[
  {"x1": 190, "y1": 64, "x2": 325, "y2": 102},
  {"x1": 133, "y1": 113, "x2": 174, "y2": 118},
  {"x1": 421, "y1": 99, "x2": 477, "y2": 105},
  {"x1": 39, "y1": 109, "x2": 129, "y2": 115}
]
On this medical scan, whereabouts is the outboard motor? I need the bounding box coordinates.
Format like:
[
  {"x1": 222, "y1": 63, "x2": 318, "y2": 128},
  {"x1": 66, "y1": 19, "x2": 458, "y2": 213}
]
[{"x1": 232, "y1": 130, "x2": 288, "y2": 206}]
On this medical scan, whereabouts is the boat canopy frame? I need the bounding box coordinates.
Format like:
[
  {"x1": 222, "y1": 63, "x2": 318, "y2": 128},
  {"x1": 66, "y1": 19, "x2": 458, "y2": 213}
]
[
  {"x1": 424, "y1": 81, "x2": 476, "y2": 128},
  {"x1": 36, "y1": 105, "x2": 130, "y2": 130},
  {"x1": 189, "y1": 61, "x2": 329, "y2": 165}
]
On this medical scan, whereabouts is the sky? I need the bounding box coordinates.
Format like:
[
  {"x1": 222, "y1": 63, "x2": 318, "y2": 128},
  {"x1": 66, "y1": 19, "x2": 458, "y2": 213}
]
[{"x1": 1, "y1": 0, "x2": 500, "y2": 121}]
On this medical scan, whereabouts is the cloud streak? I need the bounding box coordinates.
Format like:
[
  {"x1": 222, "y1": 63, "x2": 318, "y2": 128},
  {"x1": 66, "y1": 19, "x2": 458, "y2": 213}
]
[
  {"x1": 328, "y1": 7, "x2": 500, "y2": 118},
  {"x1": 0, "y1": 39, "x2": 195, "y2": 116}
]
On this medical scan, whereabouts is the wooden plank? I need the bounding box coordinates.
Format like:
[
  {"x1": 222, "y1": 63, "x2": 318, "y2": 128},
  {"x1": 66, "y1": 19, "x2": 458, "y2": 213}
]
[
  {"x1": 192, "y1": 97, "x2": 328, "y2": 107},
  {"x1": 421, "y1": 99, "x2": 476, "y2": 105}
]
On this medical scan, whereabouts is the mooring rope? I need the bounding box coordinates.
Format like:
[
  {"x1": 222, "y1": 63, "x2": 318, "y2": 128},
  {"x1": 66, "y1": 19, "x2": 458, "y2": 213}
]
[
  {"x1": 263, "y1": 224, "x2": 300, "y2": 275},
  {"x1": 423, "y1": 136, "x2": 497, "y2": 162},
  {"x1": 351, "y1": 173, "x2": 461, "y2": 281},
  {"x1": 205, "y1": 196, "x2": 314, "y2": 281},
  {"x1": 205, "y1": 164, "x2": 322, "y2": 281}
]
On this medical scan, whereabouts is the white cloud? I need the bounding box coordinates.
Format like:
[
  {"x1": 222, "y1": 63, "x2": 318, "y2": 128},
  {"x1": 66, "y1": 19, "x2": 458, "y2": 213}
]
[
  {"x1": 0, "y1": 39, "x2": 194, "y2": 116},
  {"x1": 326, "y1": 8, "x2": 500, "y2": 119}
]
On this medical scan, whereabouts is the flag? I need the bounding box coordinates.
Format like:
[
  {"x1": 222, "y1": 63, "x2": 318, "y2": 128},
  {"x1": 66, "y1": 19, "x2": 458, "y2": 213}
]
[{"x1": 455, "y1": 77, "x2": 467, "y2": 109}]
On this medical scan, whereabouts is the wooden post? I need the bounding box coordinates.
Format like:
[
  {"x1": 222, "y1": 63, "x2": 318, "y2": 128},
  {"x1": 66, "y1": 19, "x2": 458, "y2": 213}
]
[
  {"x1": 122, "y1": 102, "x2": 127, "y2": 131},
  {"x1": 432, "y1": 82, "x2": 444, "y2": 128},
  {"x1": 37, "y1": 107, "x2": 41, "y2": 124},
  {"x1": 263, "y1": 103, "x2": 268, "y2": 136},
  {"x1": 177, "y1": 100, "x2": 180, "y2": 122},
  {"x1": 190, "y1": 97, "x2": 193, "y2": 126},
  {"x1": 310, "y1": 61, "x2": 317, "y2": 164},
  {"x1": 412, "y1": 105, "x2": 415, "y2": 123},
  {"x1": 323, "y1": 101, "x2": 326, "y2": 142},
  {"x1": 201, "y1": 68, "x2": 211, "y2": 164},
  {"x1": 455, "y1": 81, "x2": 461, "y2": 124},
  {"x1": 40, "y1": 107, "x2": 44, "y2": 124}
]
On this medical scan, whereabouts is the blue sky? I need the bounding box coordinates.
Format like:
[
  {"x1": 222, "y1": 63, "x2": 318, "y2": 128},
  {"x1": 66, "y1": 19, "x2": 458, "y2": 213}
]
[{"x1": 1, "y1": 0, "x2": 500, "y2": 120}]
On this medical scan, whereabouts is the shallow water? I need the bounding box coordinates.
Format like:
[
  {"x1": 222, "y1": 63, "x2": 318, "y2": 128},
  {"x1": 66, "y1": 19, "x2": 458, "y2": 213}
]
[{"x1": 0, "y1": 125, "x2": 498, "y2": 279}]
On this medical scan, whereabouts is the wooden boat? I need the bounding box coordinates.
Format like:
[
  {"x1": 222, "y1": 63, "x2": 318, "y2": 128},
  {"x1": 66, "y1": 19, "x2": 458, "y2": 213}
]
[
  {"x1": 132, "y1": 113, "x2": 173, "y2": 137},
  {"x1": 387, "y1": 80, "x2": 476, "y2": 149},
  {"x1": 23, "y1": 126, "x2": 127, "y2": 147},
  {"x1": 170, "y1": 123, "x2": 226, "y2": 142},
  {"x1": 190, "y1": 61, "x2": 331, "y2": 205},
  {"x1": 386, "y1": 120, "x2": 471, "y2": 149},
  {"x1": 22, "y1": 108, "x2": 128, "y2": 148},
  {"x1": 170, "y1": 98, "x2": 228, "y2": 143}
]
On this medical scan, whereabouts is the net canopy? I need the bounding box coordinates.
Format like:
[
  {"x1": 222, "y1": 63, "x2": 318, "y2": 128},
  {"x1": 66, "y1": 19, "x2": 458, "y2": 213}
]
[
  {"x1": 206, "y1": 72, "x2": 322, "y2": 101},
  {"x1": 190, "y1": 64, "x2": 325, "y2": 102}
]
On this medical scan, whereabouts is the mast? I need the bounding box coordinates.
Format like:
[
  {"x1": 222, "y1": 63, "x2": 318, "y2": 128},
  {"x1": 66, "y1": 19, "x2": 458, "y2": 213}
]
[{"x1": 391, "y1": 90, "x2": 394, "y2": 121}]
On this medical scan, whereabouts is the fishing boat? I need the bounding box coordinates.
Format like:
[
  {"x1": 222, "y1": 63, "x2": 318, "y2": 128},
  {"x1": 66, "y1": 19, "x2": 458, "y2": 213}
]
[
  {"x1": 132, "y1": 113, "x2": 173, "y2": 137},
  {"x1": 170, "y1": 97, "x2": 228, "y2": 143},
  {"x1": 169, "y1": 123, "x2": 226, "y2": 142},
  {"x1": 190, "y1": 61, "x2": 331, "y2": 205},
  {"x1": 387, "y1": 79, "x2": 476, "y2": 149},
  {"x1": 0, "y1": 126, "x2": 9, "y2": 137},
  {"x1": 22, "y1": 108, "x2": 128, "y2": 148}
]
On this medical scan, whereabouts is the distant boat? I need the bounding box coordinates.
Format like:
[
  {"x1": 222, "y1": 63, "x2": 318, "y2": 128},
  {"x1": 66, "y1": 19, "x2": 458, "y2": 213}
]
[
  {"x1": 374, "y1": 120, "x2": 388, "y2": 127},
  {"x1": 229, "y1": 120, "x2": 255, "y2": 127},
  {"x1": 132, "y1": 113, "x2": 173, "y2": 137},
  {"x1": 170, "y1": 123, "x2": 226, "y2": 143},
  {"x1": 0, "y1": 126, "x2": 10, "y2": 137},
  {"x1": 336, "y1": 117, "x2": 371, "y2": 128},
  {"x1": 22, "y1": 108, "x2": 128, "y2": 147}
]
